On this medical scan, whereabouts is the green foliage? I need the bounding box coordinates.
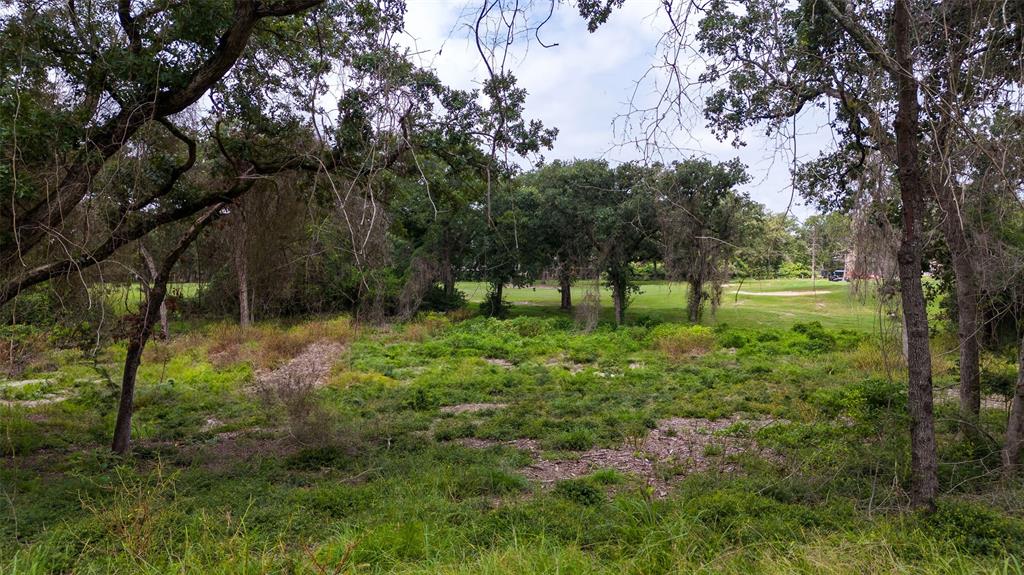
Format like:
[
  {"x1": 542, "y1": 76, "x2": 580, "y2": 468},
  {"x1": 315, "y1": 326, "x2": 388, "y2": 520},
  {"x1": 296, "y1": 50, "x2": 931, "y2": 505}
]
[
  {"x1": 923, "y1": 501, "x2": 1024, "y2": 556},
  {"x1": 778, "y1": 261, "x2": 811, "y2": 278},
  {"x1": 553, "y1": 478, "x2": 604, "y2": 506},
  {"x1": 420, "y1": 285, "x2": 469, "y2": 313},
  {"x1": 3, "y1": 311, "x2": 1022, "y2": 572}
]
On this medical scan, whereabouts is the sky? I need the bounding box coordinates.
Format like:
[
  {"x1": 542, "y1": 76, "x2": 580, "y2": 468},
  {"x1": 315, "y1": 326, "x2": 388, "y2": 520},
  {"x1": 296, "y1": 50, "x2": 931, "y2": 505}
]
[{"x1": 399, "y1": 0, "x2": 833, "y2": 218}]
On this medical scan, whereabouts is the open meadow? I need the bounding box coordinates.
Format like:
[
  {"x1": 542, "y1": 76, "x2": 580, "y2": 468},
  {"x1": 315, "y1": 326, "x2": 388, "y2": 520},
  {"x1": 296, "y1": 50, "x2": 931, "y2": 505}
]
[{"x1": 3, "y1": 282, "x2": 1022, "y2": 574}]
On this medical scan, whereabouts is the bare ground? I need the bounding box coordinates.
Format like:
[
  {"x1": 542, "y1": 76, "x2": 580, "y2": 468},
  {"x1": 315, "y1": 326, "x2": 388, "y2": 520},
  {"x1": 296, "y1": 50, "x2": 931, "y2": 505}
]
[
  {"x1": 734, "y1": 290, "x2": 834, "y2": 297},
  {"x1": 253, "y1": 340, "x2": 345, "y2": 391},
  {"x1": 458, "y1": 415, "x2": 782, "y2": 497},
  {"x1": 439, "y1": 402, "x2": 508, "y2": 414}
]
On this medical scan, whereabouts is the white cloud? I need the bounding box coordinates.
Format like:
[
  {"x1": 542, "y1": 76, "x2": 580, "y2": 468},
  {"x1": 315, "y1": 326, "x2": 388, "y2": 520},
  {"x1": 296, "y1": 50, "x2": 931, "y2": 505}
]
[{"x1": 401, "y1": 0, "x2": 830, "y2": 217}]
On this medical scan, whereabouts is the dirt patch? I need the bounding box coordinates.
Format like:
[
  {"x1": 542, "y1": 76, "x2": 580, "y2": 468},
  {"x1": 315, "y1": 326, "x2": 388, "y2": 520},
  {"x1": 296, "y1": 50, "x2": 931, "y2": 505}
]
[
  {"x1": 0, "y1": 396, "x2": 69, "y2": 407},
  {"x1": 545, "y1": 357, "x2": 587, "y2": 373},
  {"x1": 456, "y1": 415, "x2": 782, "y2": 497},
  {"x1": 0, "y1": 378, "x2": 51, "y2": 388},
  {"x1": 936, "y1": 387, "x2": 1007, "y2": 410},
  {"x1": 484, "y1": 357, "x2": 514, "y2": 368},
  {"x1": 0, "y1": 378, "x2": 71, "y2": 407},
  {"x1": 253, "y1": 340, "x2": 345, "y2": 391},
  {"x1": 440, "y1": 402, "x2": 508, "y2": 415},
  {"x1": 734, "y1": 290, "x2": 833, "y2": 297}
]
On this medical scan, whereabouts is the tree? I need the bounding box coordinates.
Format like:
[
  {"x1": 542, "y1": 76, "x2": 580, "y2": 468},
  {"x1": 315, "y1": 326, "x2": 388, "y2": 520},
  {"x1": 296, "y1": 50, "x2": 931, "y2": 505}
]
[
  {"x1": 0, "y1": 0, "x2": 361, "y2": 306},
  {"x1": 112, "y1": 205, "x2": 225, "y2": 454},
  {"x1": 801, "y1": 213, "x2": 851, "y2": 277},
  {"x1": 657, "y1": 158, "x2": 752, "y2": 322},
  {"x1": 678, "y1": 0, "x2": 942, "y2": 509},
  {"x1": 519, "y1": 160, "x2": 624, "y2": 310},
  {"x1": 597, "y1": 163, "x2": 658, "y2": 326}
]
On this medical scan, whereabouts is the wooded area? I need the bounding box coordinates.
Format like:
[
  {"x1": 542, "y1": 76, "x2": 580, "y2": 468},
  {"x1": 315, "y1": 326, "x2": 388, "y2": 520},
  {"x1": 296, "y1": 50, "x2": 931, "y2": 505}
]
[{"x1": 2, "y1": 0, "x2": 1023, "y2": 572}]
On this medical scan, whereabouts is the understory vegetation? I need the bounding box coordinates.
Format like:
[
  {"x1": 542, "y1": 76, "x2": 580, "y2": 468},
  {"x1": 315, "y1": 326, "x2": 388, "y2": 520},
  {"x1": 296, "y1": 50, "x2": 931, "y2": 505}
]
[{"x1": 3, "y1": 285, "x2": 1023, "y2": 573}]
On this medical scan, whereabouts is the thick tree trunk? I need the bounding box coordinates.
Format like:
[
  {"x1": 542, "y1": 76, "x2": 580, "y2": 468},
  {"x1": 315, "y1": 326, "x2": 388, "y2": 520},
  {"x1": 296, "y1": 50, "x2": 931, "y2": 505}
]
[
  {"x1": 999, "y1": 335, "x2": 1024, "y2": 470},
  {"x1": 559, "y1": 272, "x2": 573, "y2": 310},
  {"x1": 1002, "y1": 336, "x2": 1024, "y2": 472},
  {"x1": 892, "y1": 0, "x2": 938, "y2": 510},
  {"x1": 234, "y1": 213, "x2": 251, "y2": 328},
  {"x1": 112, "y1": 206, "x2": 223, "y2": 454},
  {"x1": 687, "y1": 278, "x2": 703, "y2": 323},
  {"x1": 139, "y1": 245, "x2": 169, "y2": 339}
]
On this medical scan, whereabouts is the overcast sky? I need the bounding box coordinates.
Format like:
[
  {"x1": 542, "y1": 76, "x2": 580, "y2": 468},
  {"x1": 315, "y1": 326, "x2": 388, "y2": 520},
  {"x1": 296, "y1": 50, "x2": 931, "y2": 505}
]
[{"x1": 399, "y1": 0, "x2": 832, "y2": 218}]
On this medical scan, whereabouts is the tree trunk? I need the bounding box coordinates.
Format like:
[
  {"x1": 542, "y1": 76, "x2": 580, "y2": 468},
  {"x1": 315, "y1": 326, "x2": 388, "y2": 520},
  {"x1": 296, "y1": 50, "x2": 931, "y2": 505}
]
[
  {"x1": 935, "y1": 189, "x2": 982, "y2": 435},
  {"x1": 687, "y1": 278, "x2": 703, "y2": 323},
  {"x1": 485, "y1": 281, "x2": 505, "y2": 317},
  {"x1": 233, "y1": 211, "x2": 251, "y2": 328},
  {"x1": 559, "y1": 272, "x2": 573, "y2": 310},
  {"x1": 112, "y1": 206, "x2": 224, "y2": 454},
  {"x1": 611, "y1": 275, "x2": 626, "y2": 326},
  {"x1": 892, "y1": 0, "x2": 938, "y2": 510},
  {"x1": 139, "y1": 245, "x2": 169, "y2": 339},
  {"x1": 1002, "y1": 336, "x2": 1024, "y2": 472}
]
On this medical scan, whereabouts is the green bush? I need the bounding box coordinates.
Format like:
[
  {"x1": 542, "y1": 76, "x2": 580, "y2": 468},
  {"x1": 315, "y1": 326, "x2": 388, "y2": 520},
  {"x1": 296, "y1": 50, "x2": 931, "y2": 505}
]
[{"x1": 420, "y1": 285, "x2": 468, "y2": 312}]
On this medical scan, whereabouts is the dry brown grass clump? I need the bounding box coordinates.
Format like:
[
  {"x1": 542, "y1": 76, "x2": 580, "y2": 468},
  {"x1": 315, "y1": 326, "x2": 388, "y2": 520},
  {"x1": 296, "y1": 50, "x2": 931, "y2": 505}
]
[
  {"x1": 206, "y1": 317, "x2": 354, "y2": 369},
  {"x1": 401, "y1": 313, "x2": 450, "y2": 343},
  {"x1": 652, "y1": 325, "x2": 716, "y2": 361}
]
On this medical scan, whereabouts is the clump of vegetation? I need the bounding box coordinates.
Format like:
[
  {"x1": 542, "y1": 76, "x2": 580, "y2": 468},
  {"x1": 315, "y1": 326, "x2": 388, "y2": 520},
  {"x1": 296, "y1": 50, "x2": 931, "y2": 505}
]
[{"x1": 651, "y1": 324, "x2": 716, "y2": 360}]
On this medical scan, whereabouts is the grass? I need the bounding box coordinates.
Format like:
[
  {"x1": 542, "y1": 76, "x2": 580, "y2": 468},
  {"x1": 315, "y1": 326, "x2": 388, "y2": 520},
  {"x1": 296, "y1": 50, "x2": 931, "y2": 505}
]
[
  {"x1": 1, "y1": 299, "x2": 1021, "y2": 573},
  {"x1": 458, "y1": 279, "x2": 885, "y2": 332}
]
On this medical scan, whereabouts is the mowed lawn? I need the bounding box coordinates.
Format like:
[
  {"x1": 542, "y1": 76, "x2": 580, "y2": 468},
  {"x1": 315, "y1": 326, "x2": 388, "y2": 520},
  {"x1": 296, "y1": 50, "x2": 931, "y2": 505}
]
[{"x1": 459, "y1": 279, "x2": 884, "y2": 332}]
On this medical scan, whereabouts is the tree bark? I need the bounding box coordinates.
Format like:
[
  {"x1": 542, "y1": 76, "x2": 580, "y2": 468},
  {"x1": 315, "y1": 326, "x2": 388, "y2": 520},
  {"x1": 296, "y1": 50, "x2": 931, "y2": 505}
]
[
  {"x1": 687, "y1": 278, "x2": 703, "y2": 323},
  {"x1": 1002, "y1": 336, "x2": 1024, "y2": 472},
  {"x1": 946, "y1": 217, "x2": 982, "y2": 435},
  {"x1": 139, "y1": 245, "x2": 170, "y2": 340},
  {"x1": 233, "y1": 210, "x2": 251, "y2": 328},
  {"x1": 441, "y1": 243, "x2": 456, "y2": 298},
  {"x1": 892, "y1": 0, "x2": 938, "y2": 511},
  {"x1": 559, "y1": 271, "x2": 573, "y2": 310},
  {"x1": 611, "y1": 275, "x2": 627, "y2": 326},
  {"x1": 112, "y1": 206, "x2": 224, "y2": 454}
]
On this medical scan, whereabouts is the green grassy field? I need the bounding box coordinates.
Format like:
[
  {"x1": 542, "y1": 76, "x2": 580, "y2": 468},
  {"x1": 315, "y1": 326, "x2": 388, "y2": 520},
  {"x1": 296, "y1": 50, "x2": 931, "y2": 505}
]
[
  {"x1": 103, "y1": 282, "x2": 201, "y2": 315},
  {"x1": 460, "y1": 279, "x2": 883, "y2": 332},
  {"x1": 1, "y1": 292, "x2": 1019, "y2": 573}
]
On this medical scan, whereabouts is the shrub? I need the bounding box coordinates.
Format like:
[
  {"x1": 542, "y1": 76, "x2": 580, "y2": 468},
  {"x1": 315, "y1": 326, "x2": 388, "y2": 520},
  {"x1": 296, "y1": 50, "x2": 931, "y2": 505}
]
[
  {"x1": 810, "y1": 377, "x2": 905, "y2": 422},
  {"x1": 791, "y1": 321, "x2": 836, "y2": 353},
  {"x1": 419, "y1": 285, "x2": 468, "y2": 312}
]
